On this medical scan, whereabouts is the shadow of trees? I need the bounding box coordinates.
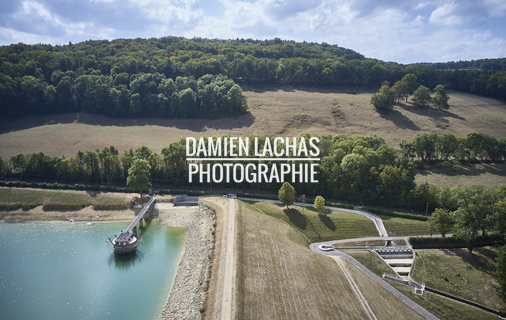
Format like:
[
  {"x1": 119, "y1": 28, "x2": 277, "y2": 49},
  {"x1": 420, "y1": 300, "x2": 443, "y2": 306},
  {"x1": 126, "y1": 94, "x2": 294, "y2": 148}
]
[
  {"x1": 0, "y1": 111, "x2": 256, "y2": 134},
  {"x1": 318, "y1": 213, "x2": 336, "y2": 231},
  {"x1": 376, "y1": 108, "x2": 420, "y2": 130},
  {"x1": 283, "y1": 208, "x2": 307, "y2": 230}
]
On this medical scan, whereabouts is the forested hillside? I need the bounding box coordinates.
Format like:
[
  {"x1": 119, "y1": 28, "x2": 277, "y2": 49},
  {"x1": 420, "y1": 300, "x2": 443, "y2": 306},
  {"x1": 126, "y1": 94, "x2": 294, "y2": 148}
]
[
  {"x1": 1, "y1": 36, "x2": 505, "y2": 119},
  {"x1": 415, "y1": 58, "x2": 506, "y2": 71}
]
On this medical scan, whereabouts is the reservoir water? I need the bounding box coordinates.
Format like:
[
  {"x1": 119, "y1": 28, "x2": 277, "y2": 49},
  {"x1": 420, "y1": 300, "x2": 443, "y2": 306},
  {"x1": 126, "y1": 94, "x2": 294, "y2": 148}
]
[{"x1": 0, "y1": 221, "x2": 185, "y2": 320}]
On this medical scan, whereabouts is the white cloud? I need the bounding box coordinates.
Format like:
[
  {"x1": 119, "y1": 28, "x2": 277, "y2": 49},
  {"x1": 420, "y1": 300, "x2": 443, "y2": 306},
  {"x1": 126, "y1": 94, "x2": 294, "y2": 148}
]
[
  {"x1": 128, "y1": 0, "x2": 202, "y2": 25},
  {"x1": 0, "y1": 26, "x2": 60, "y2": 44},
  {"x1": 429, "y1": 2, "x2": 465, "y2": 26},
  {"x1": 14, "y1": 1, "x2": 60, "y2": 26}
]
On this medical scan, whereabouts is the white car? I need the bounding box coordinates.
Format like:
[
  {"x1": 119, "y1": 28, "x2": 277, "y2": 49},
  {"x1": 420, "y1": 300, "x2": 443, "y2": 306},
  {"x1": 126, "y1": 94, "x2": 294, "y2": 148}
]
[{"x1": 319, "y1": 244, "x2": 334, "y2": 251}]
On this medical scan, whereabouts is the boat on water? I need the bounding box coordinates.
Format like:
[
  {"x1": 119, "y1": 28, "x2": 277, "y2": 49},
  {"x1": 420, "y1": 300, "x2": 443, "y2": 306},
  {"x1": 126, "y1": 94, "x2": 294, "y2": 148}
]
[{"x1": 107, "y1": 229, "x2": 141, "y2": 254}]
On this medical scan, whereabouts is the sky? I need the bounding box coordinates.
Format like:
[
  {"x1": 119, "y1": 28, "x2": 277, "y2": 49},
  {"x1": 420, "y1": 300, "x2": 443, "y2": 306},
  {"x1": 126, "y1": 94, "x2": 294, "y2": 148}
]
[{"x1": 0, "y1": 0, "x2": 505, "y2": 64}]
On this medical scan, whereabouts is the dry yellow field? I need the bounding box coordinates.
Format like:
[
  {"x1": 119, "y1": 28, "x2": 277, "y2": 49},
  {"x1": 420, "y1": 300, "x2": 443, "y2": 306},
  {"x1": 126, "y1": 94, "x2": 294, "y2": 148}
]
[{"x1": 1, "y1": 87, "x2": 505, "y2": 159}]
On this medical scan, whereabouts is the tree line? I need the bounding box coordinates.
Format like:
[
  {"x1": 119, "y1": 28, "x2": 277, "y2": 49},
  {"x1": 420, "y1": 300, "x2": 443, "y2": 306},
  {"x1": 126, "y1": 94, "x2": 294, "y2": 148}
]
[
  {"x1": 1, "y1": 37, "x2": 505, "y2": 119},
  {"x1": 1, "y1": 133, "x2": 503, "y2": 212},
  {"x1": 0, "y1": 71, "x2": 247, "y2": 118},
  {"x1": 415, "y1": 58, "x2": 506, "y2": 71},
  {"x1": 402, "y1": 132, "x2": 506, "y2": 162}
]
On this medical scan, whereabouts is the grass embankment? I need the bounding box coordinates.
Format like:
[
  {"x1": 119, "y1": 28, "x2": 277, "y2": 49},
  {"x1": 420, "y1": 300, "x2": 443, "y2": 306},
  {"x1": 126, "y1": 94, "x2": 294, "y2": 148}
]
[
  {"x1": 412, "y1": 247, "x2": 505, "y2": 312},
  {"x1": 348, "y1": 248, "x2": 505, "y2": 320},
  {"x1": 236, "y1": 200, "x2": 424, "y2": 320},
  {"x1": 243, "y1": 201, "x2": 378, "y2": 241},
  {"x1": 0, "y1": 187, "x2": 143, "y2": 221},
  {"x1": 380, "y1": 216, "x2": 431, "y2": 237}
]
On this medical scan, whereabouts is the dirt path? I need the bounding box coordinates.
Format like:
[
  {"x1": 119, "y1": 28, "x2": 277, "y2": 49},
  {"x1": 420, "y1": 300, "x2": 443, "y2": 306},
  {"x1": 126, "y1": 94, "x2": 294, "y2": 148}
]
[
  {"x1": 221, "y1": 198, "x2": 237, "y2": 320},
  {"x1": 333, "y1": 256, "x2": 378, "y2": 320},
  {"x1": 200, "y1": 197, "x2": 237, "y2": 320}
]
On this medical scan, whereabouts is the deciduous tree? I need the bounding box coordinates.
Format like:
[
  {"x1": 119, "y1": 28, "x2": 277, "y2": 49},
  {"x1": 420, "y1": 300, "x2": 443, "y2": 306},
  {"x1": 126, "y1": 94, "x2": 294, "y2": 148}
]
[
  {"x1": 371, "y1": 85, "x2": 396, "y2": 110},
  {"x1": 314, "y1": 195, "x2": 325, "y2": 213},
  {"x1": 278, "y1": 182, "x2": 295, "y2": 208},
  {"x1": 412, "y1": 85, "x2": 432, "y2": 108},
  {"x1": 433, "y1": 84, "x2": 450, "y2": 109},
  {"x1": 401, "y1": 73, "x2": 419, "y2": 95},
  {"x1": 496, "y1": 245, "x2": 506, "y2": 298},
  {"x1": 429, "y1": 208, "x2": 454, "y2": 237},
  {"x1": 127, "y1": 159, "x2": 151, "y2": 199},
  {"x1": 392, "y1": 80, "x2": 409, "y2": 102}
]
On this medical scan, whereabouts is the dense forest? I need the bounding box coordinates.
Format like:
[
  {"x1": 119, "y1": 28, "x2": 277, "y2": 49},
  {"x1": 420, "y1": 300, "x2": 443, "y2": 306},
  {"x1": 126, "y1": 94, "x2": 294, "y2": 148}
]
[
  {"x1": 415, "y1": 58, "x2": 506, "y2": 71},
  {"x1": 1, "y1": 36, "x2": 505, "y2": 119}
]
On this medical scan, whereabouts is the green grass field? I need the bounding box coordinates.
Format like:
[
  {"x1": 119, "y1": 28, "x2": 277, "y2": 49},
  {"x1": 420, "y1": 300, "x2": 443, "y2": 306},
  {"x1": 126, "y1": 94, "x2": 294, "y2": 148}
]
[
  {"x1": 381, "y1": 216, "x2": 432, "y2": 236},
  {"x1": 243, "y1": 201, "x2": 378, "y2": 241},
  {"x1": 411, "y1": 247, "x2": 504, "y2": 312}
]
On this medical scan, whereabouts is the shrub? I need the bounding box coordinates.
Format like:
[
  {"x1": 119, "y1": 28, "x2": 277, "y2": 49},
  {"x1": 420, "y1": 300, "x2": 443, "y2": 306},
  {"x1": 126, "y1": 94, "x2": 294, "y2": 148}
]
[
  {"x1": 410, "y1": 235, "x2": 504, "y2": 249},
  {"x1": 42, "y1": 202, "x2": 88, "y2": 211},
  {"x1": 0, "y1": 203, "x2": 22, "y2": 211},
  {"x1": 93, "y1": 202, "x2": 130, "y2": 210}
]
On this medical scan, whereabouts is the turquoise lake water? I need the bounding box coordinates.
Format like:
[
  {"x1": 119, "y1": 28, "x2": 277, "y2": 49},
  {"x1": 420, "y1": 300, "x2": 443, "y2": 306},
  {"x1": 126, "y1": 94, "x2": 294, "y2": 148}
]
[{"x1": 0, "y1": 221, "x2": 185, "y2": 320}]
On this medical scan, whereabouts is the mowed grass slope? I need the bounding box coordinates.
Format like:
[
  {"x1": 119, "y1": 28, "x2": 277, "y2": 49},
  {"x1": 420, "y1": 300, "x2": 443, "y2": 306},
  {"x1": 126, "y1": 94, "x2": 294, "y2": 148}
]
[
  {"x1": 412, "y1": 247, "x2": 505, "y2": 312},
  {"x1": 236, "y1": 201, "x2": 424, "y2": 320},
  {"x1": 381, "y1": 216, "x2": 432, "y2": 237},
  {"x1": 244, "y1": 201, "x2": 378, "y2": 241}
]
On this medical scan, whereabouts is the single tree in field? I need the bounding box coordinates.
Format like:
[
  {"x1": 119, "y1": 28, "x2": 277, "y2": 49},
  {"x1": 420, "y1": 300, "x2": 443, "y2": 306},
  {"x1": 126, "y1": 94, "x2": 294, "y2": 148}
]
[
  {"x1": 401, "y1": 73, "x2": 419, "y2": 95},
  {"x1": 392, "y1": 80, "x2": 409, "y2": 103},
  {"x1": 412, "y1": 85, "x2": 432, "y2": 108},
  {"x1": 314, "y1": 195, "x2": 325, "y2": 214},
  {"x1": 429, "y1": 208, "x2": 454, "y2": 237},
  {"x1": 127, "y1": 159, "x2": 151, "y2": 200},
  {"x1": 371, "y1": 85, "x2": 396, "y2": 110},
  {"x1": 278, "y1": 182, "x2": 295, "y2": 209},
  {"x1": 432, "y1": 84, "x2": 450, "y2": 110}
]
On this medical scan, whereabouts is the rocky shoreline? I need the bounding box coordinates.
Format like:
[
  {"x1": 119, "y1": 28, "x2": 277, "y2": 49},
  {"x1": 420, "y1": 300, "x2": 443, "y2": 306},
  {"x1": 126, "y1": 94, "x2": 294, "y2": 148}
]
[{"x1": 157, "y1": 203, "x2": 215, "y2": 320}]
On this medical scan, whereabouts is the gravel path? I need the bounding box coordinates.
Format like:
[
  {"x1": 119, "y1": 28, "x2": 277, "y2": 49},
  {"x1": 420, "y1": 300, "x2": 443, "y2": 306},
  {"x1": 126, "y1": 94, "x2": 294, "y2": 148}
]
[{"x1": 157, "y1": 203, "x2": 215, "y2": 320}]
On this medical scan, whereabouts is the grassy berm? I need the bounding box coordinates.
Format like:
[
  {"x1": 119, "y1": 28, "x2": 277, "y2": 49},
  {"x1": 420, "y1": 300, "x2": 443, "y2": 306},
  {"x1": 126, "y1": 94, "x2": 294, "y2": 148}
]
[
  {"x1": 244, "y1": 201, "x2": 378, "y2": 241},
  {"x1": 236, "y1": 200, "x2": 425, "y2": 319}
]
